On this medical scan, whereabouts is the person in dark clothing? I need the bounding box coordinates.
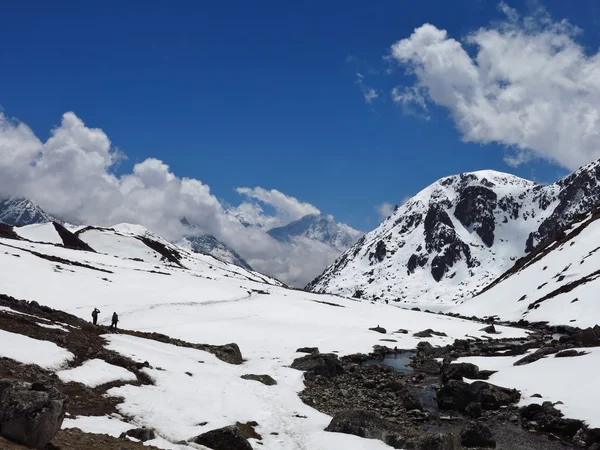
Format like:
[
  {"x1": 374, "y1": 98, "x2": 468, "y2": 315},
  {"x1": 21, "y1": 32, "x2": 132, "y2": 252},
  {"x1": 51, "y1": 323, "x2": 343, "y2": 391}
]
[
  {"x1": 110, "y1": 312, "x2": 119, "y2": 331},
  {"x1": 91, "y1": 308, "x2": 100, "y2": 325}
]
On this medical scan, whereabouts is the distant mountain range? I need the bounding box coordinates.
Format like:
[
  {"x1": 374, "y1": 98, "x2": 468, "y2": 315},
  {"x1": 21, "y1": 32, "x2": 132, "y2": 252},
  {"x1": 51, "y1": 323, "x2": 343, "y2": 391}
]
[
  {"x1": 0, "y1": 198, "x2": 54, "y2": 226},
  {"x1": 267, "y1": 214, "x2": 363, "y2": 251},
  {"x1": 308, "y1": 160, "x2": 600, "y2": 307}
]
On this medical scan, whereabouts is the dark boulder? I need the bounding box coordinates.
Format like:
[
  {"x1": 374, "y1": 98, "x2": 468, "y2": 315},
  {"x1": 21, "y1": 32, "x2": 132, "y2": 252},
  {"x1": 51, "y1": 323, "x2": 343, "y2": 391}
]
[
  {"x1": 480, "y1": 324, "x2": 498, "y2": 334},
  {"x1": 414, "y1": 329, "x2": 447, "y2": 338},
  {"x1": 442, "y1": 363, "x2": 480, "y2": 382},
  {"x1": 291, "y1": 353, "x2": 345, "y2": 381},
  {"x1": 460, "y1": 421, "x2": 496, "y2": 448},
  {"x1": 465, "y1": 402, "x2": 482, "y2": 418},
  {"x1": 325, "y1": 410, "x2": 455, "y2": 449},
  {"x1": 521, "y1": 403, "x2": 584, "y2": 439},
  {"x1": 324, "y1": 410, "x2": 393, "y2": 442},
  {"x1": 241, "y1": 374, "x2": 277, "y2": 386},
  {"x1": 369, "y1": 326, "x2": 387, "y2": 334},
  {"x1": 296, "y1": 347, "x2": 319, "y2": 354},
  {"x1": 437, "y1": 380, "x2": 519, "y2": 412},
  {"x1": 0, "y1": 379, "x2": 68, "y2": 449},
  {"x1": 192, "y1": 425, "x2": 253, "y2": 450},
  {"x1": 120, "y1": 427, "x2": 156, "y2": 442}
]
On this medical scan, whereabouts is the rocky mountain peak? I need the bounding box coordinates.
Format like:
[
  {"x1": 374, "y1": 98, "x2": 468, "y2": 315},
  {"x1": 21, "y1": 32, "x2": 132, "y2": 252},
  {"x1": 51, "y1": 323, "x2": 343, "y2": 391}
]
[
  {"x1": 308, "y1": 161, "x2": 600, "y2": 306},
  {"x1": 0, "y1": 197, "x2": 53, "y2": 226}
]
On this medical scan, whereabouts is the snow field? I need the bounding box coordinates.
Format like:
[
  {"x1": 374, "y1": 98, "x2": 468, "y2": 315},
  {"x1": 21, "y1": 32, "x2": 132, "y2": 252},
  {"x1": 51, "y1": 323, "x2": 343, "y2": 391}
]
[
  {"x1": 457, "y1": 348, "x2": 600, "y2": 428},
  {"x1": 0, "y1": 329, "x2": 74, "y2": 369},
  {"x1": 57, "y1": 358, "x2": 137, "y2": 388}
]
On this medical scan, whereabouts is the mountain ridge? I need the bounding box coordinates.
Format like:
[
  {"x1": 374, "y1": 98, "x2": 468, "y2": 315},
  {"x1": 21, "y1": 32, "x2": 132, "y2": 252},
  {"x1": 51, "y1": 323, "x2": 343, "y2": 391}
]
[{"x1": 307, "y1": 160, "x2": 600, "y2": 307}]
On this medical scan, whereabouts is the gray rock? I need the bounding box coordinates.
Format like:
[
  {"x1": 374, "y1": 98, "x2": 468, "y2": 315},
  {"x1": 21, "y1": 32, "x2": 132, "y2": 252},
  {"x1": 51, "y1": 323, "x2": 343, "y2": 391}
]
[
  {"x1": 0, "y1": 379, "x2": 67, "y2": 449},
  {"x1": 460, "y1": 421, "x2": 496, "y2": 448},
  {"x1": 291, "y1": 353, "x2": 345, "y2": 381},
  {"x1": 192, "y1": 425, "x2": 252, "y2": 450},
  {"x1": 241, "y1": 374, "x2": 277, "y2": 386},
  {"x1": 296, "y1": 347, "x2": 319, "y2": 354},
  {"x1": 121, "y1": 427, "x2": 156, "y2": 442}
]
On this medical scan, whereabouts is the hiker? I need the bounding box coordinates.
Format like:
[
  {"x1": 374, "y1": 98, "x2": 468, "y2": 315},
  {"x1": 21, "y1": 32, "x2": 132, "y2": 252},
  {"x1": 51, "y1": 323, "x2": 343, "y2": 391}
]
[
  {"x1": 91, "y1": 308, "x2": 100, "y2": 325},
  {"x1": 110, "y1": 312, "x2": 119, "y2": 331}
]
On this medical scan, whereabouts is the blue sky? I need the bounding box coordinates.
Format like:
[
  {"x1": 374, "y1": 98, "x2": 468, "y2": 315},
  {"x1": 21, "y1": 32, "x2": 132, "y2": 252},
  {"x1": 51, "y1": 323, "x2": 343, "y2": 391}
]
[{"x1": 1, "y1": 1, "x2": 599, "y2": 230}]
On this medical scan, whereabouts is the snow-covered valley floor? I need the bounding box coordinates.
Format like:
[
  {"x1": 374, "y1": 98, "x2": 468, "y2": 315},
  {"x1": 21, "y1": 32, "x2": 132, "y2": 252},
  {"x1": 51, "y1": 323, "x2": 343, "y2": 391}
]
[{"x1": 0, "y1": 227, "x2": 598, "y2": 449}]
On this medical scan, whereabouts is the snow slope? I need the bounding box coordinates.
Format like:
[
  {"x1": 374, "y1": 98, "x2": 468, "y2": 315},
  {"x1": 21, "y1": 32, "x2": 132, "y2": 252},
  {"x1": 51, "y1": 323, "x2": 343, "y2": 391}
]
[
  {"x1": 14, "y1": 222, "x2": 64, "y2": 244},
  {"x1": 452, "y1": 210, "x2": 600, "y2": 327},
  {"x1": 309, "y1": 160, "x2": 600, "y2": 307},
  {"x1": 0, "y1": 231, "x2": 531, "y2": 449},
  {"x1": 457, "y1": 348, "x2": 600, "y2": 428},
  {"x1": 0, "y1": 329, "x2": 74, "y2": 369}
]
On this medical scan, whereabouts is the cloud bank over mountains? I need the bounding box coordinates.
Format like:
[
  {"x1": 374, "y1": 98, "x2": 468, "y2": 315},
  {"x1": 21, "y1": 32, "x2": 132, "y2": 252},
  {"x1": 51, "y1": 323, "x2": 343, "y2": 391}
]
[
  {"x1": 0, "y1": 111, "x2": 356, "y2": 287},
  {"x1": 390, "y1": 2, "x2": 600, "y2": 170}
]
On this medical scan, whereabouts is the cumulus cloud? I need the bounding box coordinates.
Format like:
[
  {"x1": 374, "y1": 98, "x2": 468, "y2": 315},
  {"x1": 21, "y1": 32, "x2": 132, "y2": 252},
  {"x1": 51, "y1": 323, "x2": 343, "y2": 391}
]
[
  {"x1": 235, "y1": 186, "x2": 320, "y2": 229},
  {"x1": 0, "y1": 111, "x2": 344, "y2": 287},
  {"x1": 389, "y1": 2, "x2": 600, "y2": 170}
]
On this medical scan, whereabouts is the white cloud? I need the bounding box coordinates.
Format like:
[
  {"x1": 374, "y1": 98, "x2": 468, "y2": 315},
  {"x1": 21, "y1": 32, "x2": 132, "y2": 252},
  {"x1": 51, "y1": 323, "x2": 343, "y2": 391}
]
[
  {"x1": 376, "y1": 202, "x2": 395, "y2": 220},
  {"x1": 355, "y1": 73, "x2": 380, "y2": 104},
  {"x1": 235, "y1": 187, "x2": 320, "y2": 229},
  {"x1": 0, "y1": 111, "x2": 344, "y2": 287},
  {"x1": 389, "y1": 3, "x2": 600, "y2": 170}
]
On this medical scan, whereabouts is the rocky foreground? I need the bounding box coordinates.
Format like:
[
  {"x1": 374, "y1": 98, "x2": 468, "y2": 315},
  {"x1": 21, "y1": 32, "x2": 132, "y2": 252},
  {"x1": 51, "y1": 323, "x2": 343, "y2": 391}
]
[
  {"x1": 292, "y1": 319, "x2": 600, "y2": 450},
  {"x1": 1, "y1": 291, "x2": 600, "y2": 449}
]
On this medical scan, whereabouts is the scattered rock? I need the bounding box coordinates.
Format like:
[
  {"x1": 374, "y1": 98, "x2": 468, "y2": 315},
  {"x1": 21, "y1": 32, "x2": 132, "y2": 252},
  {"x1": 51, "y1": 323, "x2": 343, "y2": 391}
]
[
  {"x1": 465, "y1": 402, "x2": 482, "y2": 418},
  {"x1": 480, "y1": 324, "x2": 498, "y2": 334},
  {"x1": 291, "y1": 353, "x2": 345, "y2": 381},
  {"x1": 555, "y1": 349, "x2": 587, "y2": 358},
  {"x1": 437, "y1": 380, "x2": 520, "y2": 412},
  {"x1": 296, "y1": 347, "x2": 319, "y2": 354},
  {"x1": 235, "y1": 421, "x2": 262, "y2": 441},
  {"x1": 0, "y1": 379, "x2": 68, "y2": 449},
  {"x1": 442, "y1": 363, "x2": 480, "y2": 382},
  {"x1": 460, "y1": 421, "x2": 496, "y2": 448},
  {"x1": 241, "y1": 374, "x2": 277, "y2": 386},
  {"x1": 369, "y1": 326, "x2": 387, "y2": 334},
  {"x1": 413, "y1": 329, "x2": 448, "y2": 338},
  {"x1": 120, "y1": 427, "x2": 156, "y2": 442},
  {"x1": 192, "y1": 425, "x2": 253, "y2": 450}
]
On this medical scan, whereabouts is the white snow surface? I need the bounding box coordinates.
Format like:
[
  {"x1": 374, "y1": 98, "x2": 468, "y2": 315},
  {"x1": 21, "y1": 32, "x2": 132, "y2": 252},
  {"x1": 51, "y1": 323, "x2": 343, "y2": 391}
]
[
  {"x1": 2, "y1": 224, "x2": 596, "y2": 448},
  {"x1": 37, "y1": 322, "x2": 70, "y2": 332},
  {"x1": 57, "y1": 358, "x2": 137, "y2": 388},
  {"x1": 452, "y1": 212, "x2": 600, "y2": 326},
  {"x1": 0, "y1": 233, "x2": 531, "y2": 449},
  {"x1": 0, "y1": 330, "x2": 73, "y2": 369},
  {"x1": 457, "y1": 348, "x2": 600, "y2": 428},
  {"x1": 14, "y1": 223, "x2": 63, "y2": 244}
]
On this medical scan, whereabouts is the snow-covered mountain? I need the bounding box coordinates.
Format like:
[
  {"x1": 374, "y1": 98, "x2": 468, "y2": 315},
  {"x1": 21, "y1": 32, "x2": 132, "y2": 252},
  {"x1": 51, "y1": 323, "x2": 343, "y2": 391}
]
[
  {"x1": 451, "y1": 208, "x2": 600, "y2": 327},
  {"x1": 0, "y1": 197, "x2": 54, "y2": 226},
  {"x1": 308, "y1": 160, "x2": 600, "y2": 307},
  {"x1": 267, "y1": 214, "x2": 362, "y2": 251},
  {"x1": 180, "y1": 217, "x2": 254, "y2": 270},
  {"x1": 181, "y1": 234, "x2": 253, "y2": 271}
]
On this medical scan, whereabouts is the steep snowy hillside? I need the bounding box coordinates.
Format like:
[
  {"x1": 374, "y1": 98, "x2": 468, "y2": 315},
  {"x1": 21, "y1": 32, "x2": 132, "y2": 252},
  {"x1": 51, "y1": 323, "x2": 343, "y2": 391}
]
[
  {"x1": 0, "y1": 197, "x2": 53, "y2": 226},
  {"x1": 309, "y1": 160, "x2": 600, "y2": 307},
  {"x1": 451, "y1": 209, "x2": 600, "y2": 327},
  {"x1": 268, "y1": 214, "x2": 362, "y2": 251}
]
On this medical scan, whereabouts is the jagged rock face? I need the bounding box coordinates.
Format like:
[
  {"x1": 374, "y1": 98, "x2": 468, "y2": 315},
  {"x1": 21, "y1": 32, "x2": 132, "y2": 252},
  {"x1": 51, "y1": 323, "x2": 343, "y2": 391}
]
[
  {"x1": 0, "y1": 198, "x2": 53, "y2": 226},
  {"x1": 184, "y1": 234, "x2": 253, "y2": 271},
  {"x1": 308, "y1": 161, "x2": 600, "y2": 306}
]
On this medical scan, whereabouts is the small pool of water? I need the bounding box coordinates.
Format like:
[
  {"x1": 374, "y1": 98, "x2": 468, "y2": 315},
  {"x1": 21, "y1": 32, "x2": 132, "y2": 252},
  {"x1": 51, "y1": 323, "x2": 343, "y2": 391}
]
[{"x1": 362, "y1": 352, "x2": 415, "y2": 374}]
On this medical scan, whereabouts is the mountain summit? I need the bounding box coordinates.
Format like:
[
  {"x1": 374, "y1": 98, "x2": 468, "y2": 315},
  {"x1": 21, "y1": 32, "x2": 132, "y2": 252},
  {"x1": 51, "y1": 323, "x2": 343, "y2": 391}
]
[
  {"x1": 0, "y1": 198, "x2": 54, "y2": 226},
  {"x1": 307, "y1": 162, "x2": 600, "y2": 306},
  {"x1": 267, "y1": 214, "x2": 362, "y2": 251}
]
